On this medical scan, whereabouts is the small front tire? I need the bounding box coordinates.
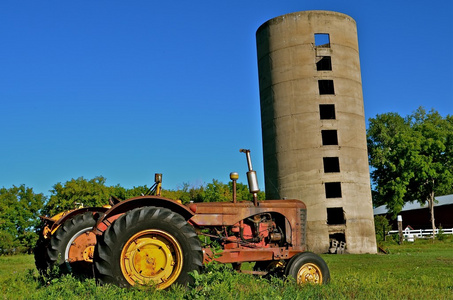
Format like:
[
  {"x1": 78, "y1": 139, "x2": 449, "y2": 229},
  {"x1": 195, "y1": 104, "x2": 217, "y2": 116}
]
[{"x1": 285, "y1": 252, "x2": 330, "y2": 285}]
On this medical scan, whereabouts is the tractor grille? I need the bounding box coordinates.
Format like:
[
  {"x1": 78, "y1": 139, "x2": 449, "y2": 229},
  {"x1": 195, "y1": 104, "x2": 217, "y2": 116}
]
[{"x1": 299, "y1": 208, "x2": 307, "y2": 245}]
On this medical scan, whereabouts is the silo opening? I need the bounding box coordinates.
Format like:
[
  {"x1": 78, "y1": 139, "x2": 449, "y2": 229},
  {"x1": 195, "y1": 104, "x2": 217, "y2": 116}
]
[
  {"x1": 315, "y1": 33, "x2": 330, "y2": 47},
  {"x1": 327, "y1": 207, "x2": 345, "y2": 224},
  {"x1": 325, "y1": 182, "x2": 342, "y2": 198},
  {"x1": 321, "y1": 130, "x2": 338, "y2": 145},
  {"x1": 323, "y1": 157, "x2": 340, "y2": 173},
  {"x1": 319, "y1": 104, "x2": 336, "y2": 119},
  {"x1": 316, "y1": 56, "x2": 332, "y2": 71},
  {"x1": 318, "y1": 80, "x2": 335, "y2": 95}
]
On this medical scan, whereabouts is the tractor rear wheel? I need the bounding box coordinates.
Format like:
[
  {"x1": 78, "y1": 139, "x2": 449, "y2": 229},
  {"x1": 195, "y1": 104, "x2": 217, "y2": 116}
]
[
  {"x1": 47, "y1": 211, "x2": 97, "y2": 277},
  {"x1": 34, "y1": 235, "x2": 50, "y2": 275},
  {"x1": 285, "y1": 252, "x2": 330, "y2": 285},
  {"x1": 94, "y1": 206, "x2": 203, "y2": 290}
]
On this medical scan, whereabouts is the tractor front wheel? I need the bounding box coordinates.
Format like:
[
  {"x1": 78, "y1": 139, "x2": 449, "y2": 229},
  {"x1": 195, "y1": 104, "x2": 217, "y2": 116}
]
[
  {"x1": 285, "y1": 252, "x2": 330, "y2": 285},
  {"x1": 94, "y1": 206, "x2": 202, "y2": 290}
]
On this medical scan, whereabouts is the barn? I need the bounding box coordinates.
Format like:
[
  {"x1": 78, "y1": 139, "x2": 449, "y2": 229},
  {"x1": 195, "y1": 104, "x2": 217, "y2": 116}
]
[{"x1": 373, "y1": 194, "x2": 453, "y2": 230}]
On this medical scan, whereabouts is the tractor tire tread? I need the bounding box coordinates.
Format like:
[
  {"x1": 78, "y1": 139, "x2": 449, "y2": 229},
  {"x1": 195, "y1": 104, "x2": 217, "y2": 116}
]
[
  {"x1": 46, "y1": 211, "x2": 97, "y2": 275},
  {"x1": 94, "y1": 206, "x2": 202, "y2": 289}
]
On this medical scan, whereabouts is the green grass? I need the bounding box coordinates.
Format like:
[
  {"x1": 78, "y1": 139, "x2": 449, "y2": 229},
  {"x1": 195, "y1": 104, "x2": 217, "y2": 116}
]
[
  {"x1": 0, "y1": 254, "x2": 32, "y2": 278},
  {"x1": 1, "y1": 238, "x2": 452, "y2": 299},
  {"x1": 323, "y1": 239, "x2": 453, "y2": 299}
]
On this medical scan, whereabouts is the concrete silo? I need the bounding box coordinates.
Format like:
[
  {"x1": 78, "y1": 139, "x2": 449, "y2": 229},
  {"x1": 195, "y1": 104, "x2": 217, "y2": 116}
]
[{"x1": 256, "y1": 11, "x2": 377, "y2": 254}]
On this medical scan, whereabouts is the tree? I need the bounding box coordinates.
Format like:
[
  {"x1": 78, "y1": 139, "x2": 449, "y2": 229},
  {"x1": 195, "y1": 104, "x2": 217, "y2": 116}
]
[
  {"x1": 367, "y1": 107, "x2": 453, "y2": 236},
  {"x1": 43, "y1": 176, "x2": 156, "y2": 217},
  {"x1": 200, "y1": 179, "x2": 265, "y2": 203},
  {"x1": 161, "y1": 180, "x2": 265, "y2": 204},
  {"x1": 111, "y1": 184, "x2": 150, "y2": 200},
  {"x1": 0, "y1": 185, "x2": 45, "y2": 254},
  {"x1": 201, "y1": 179, "x2": 232, "y2": 202},
  {"x1": 407, "y1": 109, "x2": 453, "y2": 235},
  {"x1": 161, "y1": 182, "x2": 204, "y2": 204},
  {"x1": 43, "y1": 176, "x2": 112, "y2": 217}
]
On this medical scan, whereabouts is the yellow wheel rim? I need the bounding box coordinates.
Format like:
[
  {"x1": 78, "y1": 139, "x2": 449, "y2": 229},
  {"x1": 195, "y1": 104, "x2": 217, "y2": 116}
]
[
  {"x1": 120, "y1": 229, "x2": 183, "y2": 289},
  {"x1": 296, "y1": 263, "x2": 323, "y2": 284}
]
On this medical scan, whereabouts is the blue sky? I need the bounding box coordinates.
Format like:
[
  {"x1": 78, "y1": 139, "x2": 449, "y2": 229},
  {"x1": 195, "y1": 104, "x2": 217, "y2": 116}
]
[{"x1": 1, "y1": 1, "x2": 452, "y2": 196}]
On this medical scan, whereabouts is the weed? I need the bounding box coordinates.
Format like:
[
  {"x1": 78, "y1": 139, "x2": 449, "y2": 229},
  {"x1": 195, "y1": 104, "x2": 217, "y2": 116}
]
[{"x1": 437, "y1": 226, "x2": 446, "y2": 241}]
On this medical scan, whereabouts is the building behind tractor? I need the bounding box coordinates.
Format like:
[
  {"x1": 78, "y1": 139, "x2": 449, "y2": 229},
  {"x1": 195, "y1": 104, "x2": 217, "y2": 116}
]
[
  {"x1": 35, "y1": 149, "x2": 330, "y2": 289},
  {"x1": 256, "y1": 11, "x2": 377, "y2": 254}
]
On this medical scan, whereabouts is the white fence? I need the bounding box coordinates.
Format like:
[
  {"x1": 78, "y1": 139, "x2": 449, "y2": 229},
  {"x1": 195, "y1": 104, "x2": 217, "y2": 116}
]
[{"x1": 388, "y1": 228, "x2": 453, "y2": 239}]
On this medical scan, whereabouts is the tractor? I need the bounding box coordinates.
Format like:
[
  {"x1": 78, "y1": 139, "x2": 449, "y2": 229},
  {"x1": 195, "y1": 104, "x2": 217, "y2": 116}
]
[{"x1": 35, "y1": 149, "x2": 330, "y2": 289}]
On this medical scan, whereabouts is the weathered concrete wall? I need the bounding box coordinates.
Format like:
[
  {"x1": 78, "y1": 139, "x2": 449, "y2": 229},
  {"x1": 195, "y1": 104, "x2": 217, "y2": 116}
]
[{"x1": 256, "y1": 10, "x2": 377, "y2": 254}]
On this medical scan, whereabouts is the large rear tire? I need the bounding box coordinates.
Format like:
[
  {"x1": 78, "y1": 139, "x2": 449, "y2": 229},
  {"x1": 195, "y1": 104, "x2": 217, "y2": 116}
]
[
  {"x1": 94, "y1": 206, "x2": 203, "y2": 290},
  {"x1": 47, "y1": 211, "x2": 97, "y2": 277},
  {"x1": 34, "y1": 235, "x2": 51, "y2": 275},
  {"x1": 285, "y1": 252, "x2": 330, "y2": 285}
]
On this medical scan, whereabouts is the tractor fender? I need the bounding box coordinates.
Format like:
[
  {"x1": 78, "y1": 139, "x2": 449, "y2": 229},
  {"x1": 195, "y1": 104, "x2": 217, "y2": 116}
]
[
  {"x1": 93, "y1": 196, "x2": 194, "y2": 235},
  {"x1": 41, "y1": 206, "x2": 110, "y2": 238}
]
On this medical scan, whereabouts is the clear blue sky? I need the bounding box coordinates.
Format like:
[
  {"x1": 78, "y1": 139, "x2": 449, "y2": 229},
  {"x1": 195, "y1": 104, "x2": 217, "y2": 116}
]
[{"x1": 1, "y1": 1, "x2": 452, "y2": 196}]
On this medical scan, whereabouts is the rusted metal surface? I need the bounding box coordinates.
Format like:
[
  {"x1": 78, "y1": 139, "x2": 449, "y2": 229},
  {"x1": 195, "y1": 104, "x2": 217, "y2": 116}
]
[
  {"x1": 188, "y1": 198, "x2": 307, "y2": 264},
  {"x1": 188, "y1": 200, "x2": 306, "y2": 247},
  {"x1": 67, "y1": 230, "x2": 97, "y2": 263},
  {"x1": 203, "y1": 247, "x2": 304, "y2": 264},
  {"x1": 94, "y1": 213, "x2": 122, "y2": 235}
]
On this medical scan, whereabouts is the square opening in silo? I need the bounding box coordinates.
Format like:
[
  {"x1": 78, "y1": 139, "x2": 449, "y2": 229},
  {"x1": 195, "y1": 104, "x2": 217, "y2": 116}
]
[
  {"x1": 325, "y1": 182, "x2": 342, "y2": 198},
  {"x1": 323, "y1": 157, "x2": 340, "y2": 173},
  {"x1": 316, "y1": 56, "x2": 332, "y2": 71},
  {"x1": 314, "y1": 33, "x2": 330, "y2": 47},
  {"x1": 319, "y1": 104, "x2": 336, "y2": 119},
  {"x1": 318, "y1": 80, "x2": 335, "y2": 95},
  {"x1": 327, "y1": 207, "x2": 345, "y2": 224},
  {"x1": 321, "y1": 130, "x2": 338, "y2": 145}
]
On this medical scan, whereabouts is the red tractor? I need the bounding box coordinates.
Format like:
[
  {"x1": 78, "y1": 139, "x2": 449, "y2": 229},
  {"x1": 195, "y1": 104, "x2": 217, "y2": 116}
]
[
  {"x1": 92, "y1": 149, "x2": 329, "y2": 289},
  {"x1": 35, "y1": 149, "x2": 330, "y2": 289}
]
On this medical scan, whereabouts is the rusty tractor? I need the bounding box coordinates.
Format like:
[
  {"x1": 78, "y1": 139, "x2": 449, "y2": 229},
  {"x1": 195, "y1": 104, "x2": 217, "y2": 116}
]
[{"x1": 35, "y1": 149, "x2": 330, "y2": 289}]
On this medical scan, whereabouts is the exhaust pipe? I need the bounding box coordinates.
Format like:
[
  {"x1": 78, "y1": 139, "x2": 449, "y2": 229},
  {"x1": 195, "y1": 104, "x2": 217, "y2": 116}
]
[{"x1": 239, "y1": 149, "x2": 260, "y2": 206}]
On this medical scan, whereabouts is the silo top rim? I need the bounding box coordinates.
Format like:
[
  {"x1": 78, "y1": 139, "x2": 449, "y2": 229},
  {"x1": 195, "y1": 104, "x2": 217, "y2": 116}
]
[{"x1": 256, "y1": 10, "x2": 356, "y2": 34}]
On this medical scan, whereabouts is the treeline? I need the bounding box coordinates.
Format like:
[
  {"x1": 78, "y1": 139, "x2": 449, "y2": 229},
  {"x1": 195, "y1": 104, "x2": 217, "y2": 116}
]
[{"x1": 0, "y1": 177, "x2": 265, "y2": 255}]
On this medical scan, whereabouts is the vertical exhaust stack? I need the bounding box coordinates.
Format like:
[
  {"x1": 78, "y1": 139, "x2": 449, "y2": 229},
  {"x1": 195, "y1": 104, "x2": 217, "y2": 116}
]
[{"x1": 239, "y1": 149, "x2": 260, "y2": 206}]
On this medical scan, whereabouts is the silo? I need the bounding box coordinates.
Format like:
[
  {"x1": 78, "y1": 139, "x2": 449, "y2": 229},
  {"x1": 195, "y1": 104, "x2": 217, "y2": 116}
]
[{"x1": 256, "y1": 10, "x2": 377, "y2": 254}]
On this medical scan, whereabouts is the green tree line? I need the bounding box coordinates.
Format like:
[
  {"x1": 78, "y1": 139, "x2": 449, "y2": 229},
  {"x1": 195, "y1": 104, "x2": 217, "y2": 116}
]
[{"x1": 0, "y1": 177, "x2": 264, "y2": 255}]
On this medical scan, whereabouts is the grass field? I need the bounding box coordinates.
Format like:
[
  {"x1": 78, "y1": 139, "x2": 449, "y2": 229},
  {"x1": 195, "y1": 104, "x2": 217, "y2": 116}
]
[{"x1": 1, "y1": 238, "x2": 452, "y2": 299}]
